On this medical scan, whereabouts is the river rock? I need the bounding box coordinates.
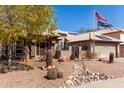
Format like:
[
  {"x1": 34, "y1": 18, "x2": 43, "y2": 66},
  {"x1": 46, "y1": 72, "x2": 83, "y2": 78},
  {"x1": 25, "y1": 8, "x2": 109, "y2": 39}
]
[{"x1": 65, "y1": 60, "x2": 111, "y2": 87}]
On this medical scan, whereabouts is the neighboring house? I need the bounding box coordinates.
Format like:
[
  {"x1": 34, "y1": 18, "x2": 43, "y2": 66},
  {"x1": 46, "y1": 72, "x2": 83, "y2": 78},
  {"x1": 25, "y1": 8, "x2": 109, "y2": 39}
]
[
  {"x1": 58, "y1": 28, "x2": 123, "y2": 59},
  {"x1": 100, "y1": 28, "x2": 124, "y2": 57},
  {"x1": 69, "y1": 31, "x2": 121, "y2": 59}
]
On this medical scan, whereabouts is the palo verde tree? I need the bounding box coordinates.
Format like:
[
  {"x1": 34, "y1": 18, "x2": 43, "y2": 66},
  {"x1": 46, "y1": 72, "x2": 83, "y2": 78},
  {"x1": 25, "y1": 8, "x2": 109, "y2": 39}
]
[
  {"x1": 0, "y1": 6, "x2": 23, "y2": 63},
  {"x1": 15, "y1": 6, "x2": 57, "y2": 59},
  {"x1": 0, "y1": 5, "x2": 57, "y2": 62}
]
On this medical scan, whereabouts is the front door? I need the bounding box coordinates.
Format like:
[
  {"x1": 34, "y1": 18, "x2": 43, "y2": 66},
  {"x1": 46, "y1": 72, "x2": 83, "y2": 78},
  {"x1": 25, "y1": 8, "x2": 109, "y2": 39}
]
[{"x1": 72, "y1": 45, "x2": 79, "y2": 58}]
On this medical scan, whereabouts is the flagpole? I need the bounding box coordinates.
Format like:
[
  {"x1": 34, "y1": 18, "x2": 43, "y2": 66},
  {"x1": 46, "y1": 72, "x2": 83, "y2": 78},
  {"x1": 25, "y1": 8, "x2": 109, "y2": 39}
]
[{"x1": 93, "y1": 9, "x2": 96, "y2": 61}]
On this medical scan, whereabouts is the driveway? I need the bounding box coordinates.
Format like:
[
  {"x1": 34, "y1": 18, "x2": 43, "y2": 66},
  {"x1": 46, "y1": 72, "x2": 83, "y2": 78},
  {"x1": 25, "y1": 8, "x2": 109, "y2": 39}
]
[
  {"x1": 114, "y1": 58, "x2": 124, "y2": 63},
  {"x1": 76, "y1": 77, "x2": 124, "y2": 88}
]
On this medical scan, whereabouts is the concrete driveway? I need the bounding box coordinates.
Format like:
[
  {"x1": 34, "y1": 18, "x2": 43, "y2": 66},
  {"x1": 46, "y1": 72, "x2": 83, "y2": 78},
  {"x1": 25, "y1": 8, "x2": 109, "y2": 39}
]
[
  {"x1": 114, "y1": 58, "x2": 124, "y2": 63},
  {"x1": 76, "y1": 77, "x2": 124, "y2": 88}
]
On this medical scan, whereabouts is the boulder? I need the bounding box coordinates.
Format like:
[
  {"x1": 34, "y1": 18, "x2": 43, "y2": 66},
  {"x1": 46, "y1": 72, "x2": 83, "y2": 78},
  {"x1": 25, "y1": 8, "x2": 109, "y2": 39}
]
[
  {"x1": 99, "y1": 58, "x2": 107, "y2": 63},
  {"x1": 58, "y1": 57, "x2": 65, "y2": 62},
  {"x1": 65, "y1": 80, "x2": 74, "y2": 86}
]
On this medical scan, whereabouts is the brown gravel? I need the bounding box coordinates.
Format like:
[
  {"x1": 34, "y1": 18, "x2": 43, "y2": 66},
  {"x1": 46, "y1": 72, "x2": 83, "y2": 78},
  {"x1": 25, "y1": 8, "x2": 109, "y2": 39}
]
[
  {"x1": 84, "y1": 61, "x2": 124, "y2": 79},
  {"x1": 1, "y1": 60, "x2": 124, "y2": 88},
  {"x1": 0, "y1": 61, "x2": 73, "y2": 88}
]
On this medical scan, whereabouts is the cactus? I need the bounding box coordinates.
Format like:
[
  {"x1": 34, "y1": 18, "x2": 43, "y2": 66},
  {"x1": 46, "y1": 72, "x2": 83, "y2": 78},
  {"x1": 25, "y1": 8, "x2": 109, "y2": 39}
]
[
  {"x1": 55, "y1": 46, "x2": 61, "y2": 59},
  {"x1": 57, "y1": 71, "x2": 63, "y2": 78},
  {"x1": 46, "y1": 49, "x2": 53, "y2": 67},
  {"x1": 47, "y1": 68, "x2": 57, "y2": 80},
  {"x1": 109, "y1": 52, "x2": 114, "y2": 63}
]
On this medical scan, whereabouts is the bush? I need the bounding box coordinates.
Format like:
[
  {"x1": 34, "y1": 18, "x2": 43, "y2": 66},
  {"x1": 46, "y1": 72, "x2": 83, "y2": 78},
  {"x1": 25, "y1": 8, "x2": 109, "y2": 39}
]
[
  {"x1": 85, "y1": 50, "x2": 97, "y2": 59},
  {"x1": 70, "y1": 54, "x2": 76, "y2": 60}
]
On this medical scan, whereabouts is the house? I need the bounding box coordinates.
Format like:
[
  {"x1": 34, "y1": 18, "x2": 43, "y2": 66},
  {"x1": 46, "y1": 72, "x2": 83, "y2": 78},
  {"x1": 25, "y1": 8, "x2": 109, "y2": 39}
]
[
  {"x1": 58, "y1": 28, "x2": 123, "y2": 59},
  {"x1": 99, "y1": 28, "x2": 124, "y2": 57},
  {"x1": 0, "y1": 30, "x2": 62, "y2": 61},
  {"x1": 1, "y1": 28, "x2": 123, "y2": 61}
]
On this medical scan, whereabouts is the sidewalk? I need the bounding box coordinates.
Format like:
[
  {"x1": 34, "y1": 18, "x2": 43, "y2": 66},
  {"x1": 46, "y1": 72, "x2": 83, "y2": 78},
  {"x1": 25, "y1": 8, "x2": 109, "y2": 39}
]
[
  {"x1": 114, "y1": 58, "x2": 124, "y2": 63},
  {"x1": 76, "y1": 77, "x2": 124, "y2": 88}
]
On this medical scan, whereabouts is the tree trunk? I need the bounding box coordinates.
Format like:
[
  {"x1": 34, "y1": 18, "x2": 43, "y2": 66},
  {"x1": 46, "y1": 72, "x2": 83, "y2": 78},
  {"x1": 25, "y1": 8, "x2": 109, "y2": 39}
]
[
  {"x1": 8, "y1": 44, "x2": 12, "y2": 65},
  {"x1": 0, "y1": 44, "x2": 2, "y2": 60},
  {"x1": 28, "y1": 45, "x2": 31, "y2": 59},
  {"x1": 24, "y1": 45, "x2": 30, "y2": 61}
]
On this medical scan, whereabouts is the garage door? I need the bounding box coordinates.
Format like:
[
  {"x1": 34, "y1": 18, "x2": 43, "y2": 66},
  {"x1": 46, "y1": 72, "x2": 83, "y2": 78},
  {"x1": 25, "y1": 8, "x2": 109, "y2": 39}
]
[{"x1": 120, "y1": 45, "x2": 124, "y2": 57}]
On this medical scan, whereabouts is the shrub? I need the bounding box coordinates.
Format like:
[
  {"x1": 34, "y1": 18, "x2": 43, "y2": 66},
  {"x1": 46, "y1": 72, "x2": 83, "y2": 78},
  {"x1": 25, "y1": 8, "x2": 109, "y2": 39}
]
[
  {"x1": 70, "y1": 54, "x2": 76, "y2": 60},
  {"x1": 85, "y1": 50, "x2": 97, "y2": 59}
]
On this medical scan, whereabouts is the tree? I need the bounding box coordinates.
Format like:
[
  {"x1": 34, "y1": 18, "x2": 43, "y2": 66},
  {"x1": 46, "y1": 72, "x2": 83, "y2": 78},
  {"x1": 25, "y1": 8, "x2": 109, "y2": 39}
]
[
  {"x1": 0, "y1": 5, "x2": 57, "y2": 62},
  {"x1": 0, "y1": 6, "x2": 23, "y2": 63},
  {"x1": 15, "y1": 6, "x2": 57, "y2": 59}
]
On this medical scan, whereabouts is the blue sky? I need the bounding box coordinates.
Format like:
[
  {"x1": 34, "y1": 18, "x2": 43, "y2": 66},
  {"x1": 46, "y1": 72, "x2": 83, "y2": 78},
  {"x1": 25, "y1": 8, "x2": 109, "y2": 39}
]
[{"x1": 53, "y1": 5, "x2": 124, "y2": 32}]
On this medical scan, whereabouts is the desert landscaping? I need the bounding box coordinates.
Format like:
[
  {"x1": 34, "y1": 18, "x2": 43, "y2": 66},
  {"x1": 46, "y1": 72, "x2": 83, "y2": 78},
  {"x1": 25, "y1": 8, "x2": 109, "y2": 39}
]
[
  {"x1": 1, "y1": 5, "x2": 124, "y2": 88},
  {"x1": 0, "y1": 58, "x2": 124, "y2": 88}
]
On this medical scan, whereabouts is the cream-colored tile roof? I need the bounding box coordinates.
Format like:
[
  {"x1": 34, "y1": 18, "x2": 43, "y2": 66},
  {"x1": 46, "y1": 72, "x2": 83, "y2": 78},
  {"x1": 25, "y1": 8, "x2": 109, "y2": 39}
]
[
  {"x1": 56, "y1": 28, "x2": 124, "y2": 43},
  {"x1": 94, "y1": 28, "x2": 124, "y2": 35},
  {"x1": 68, "y1": 29, "x2": 121, "y2": 43}
]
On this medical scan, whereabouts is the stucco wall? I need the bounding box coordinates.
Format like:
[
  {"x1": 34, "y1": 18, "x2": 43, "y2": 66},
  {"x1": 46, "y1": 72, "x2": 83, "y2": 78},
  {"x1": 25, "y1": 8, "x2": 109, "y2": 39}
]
[
  {"x1": 61, "y1": 50, "x2": 71, "y2": 57},
  {"x1": 61, "y1": 46, "x2": 72, "y2": 57},
  {"x1": 106, "y1": 33, "x2": 120, "y2": 39},
  {"x1": 120, "y1": 34, "x2": 124, "y2": 41},
  {"x1": 95, "y1": 43, "x2": 116, "y2": 58}
]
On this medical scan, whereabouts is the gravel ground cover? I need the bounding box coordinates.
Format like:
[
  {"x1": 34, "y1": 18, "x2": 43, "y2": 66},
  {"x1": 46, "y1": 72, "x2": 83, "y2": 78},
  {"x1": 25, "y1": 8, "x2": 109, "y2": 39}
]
[
  {"x1": 84, "y1": 61, "x2": 124, "y2": 79},
  {"x1": 0, "y1": 61, "x2": 73, "y2": 88},
  {"x1": 0, "y1": 60, "x2": 124, "y2": 88}
]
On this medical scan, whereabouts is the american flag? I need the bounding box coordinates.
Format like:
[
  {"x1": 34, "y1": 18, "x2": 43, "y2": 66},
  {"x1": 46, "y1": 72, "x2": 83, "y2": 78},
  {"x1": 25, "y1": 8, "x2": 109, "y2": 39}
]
[{"x1": 95, "y1": 11, "x2": 108, "y2": 22}]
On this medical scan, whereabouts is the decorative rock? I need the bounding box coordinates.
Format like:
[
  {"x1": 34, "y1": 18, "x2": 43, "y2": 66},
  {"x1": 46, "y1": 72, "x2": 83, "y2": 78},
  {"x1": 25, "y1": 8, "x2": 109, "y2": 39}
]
[
  {"x1": 65, "y1": 80, "x2": 74, "y2": 86},
  {"x1": 65, "y1": 61, "x2": 110, "y2": 87},
  {"x1": 58, "y1": 57, "x2": 65, "y2": 62}
]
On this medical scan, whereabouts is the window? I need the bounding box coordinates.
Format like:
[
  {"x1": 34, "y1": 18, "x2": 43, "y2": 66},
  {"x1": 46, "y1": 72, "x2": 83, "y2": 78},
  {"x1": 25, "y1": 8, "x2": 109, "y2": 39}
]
[
  {"x1": 63, "y1": 38, "x2": 69, "y2": 50},
  {"x1": 16, "y1": 41, "x2": 24, "y2": 57},
  {"x1": 96, "y1": 35, "x2": 112, "y2": 41},
  {"x1": 82, "y1": 45, "x2": 88, "y2": 50},
  {"x1": 36, "y1": 43, "x2": 40, "y2": 55},
  {"x1": 4, "y1": 46, "x2": 8, "y2": 56}
]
